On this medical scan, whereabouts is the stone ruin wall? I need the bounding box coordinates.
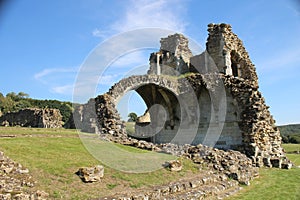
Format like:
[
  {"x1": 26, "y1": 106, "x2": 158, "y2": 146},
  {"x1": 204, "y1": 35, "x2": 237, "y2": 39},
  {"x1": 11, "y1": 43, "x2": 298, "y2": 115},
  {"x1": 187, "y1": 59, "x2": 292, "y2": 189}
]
[
  {"x1": 0, "y1": 108, "x2": 63, "y2": 128},
  {"x1": 206, "y1": 23, "x2": 258, "y2": 83},
  {"x1": 72, "y1": 23, "x2": 290, "y2": 169},
  {"x1": 204, "y1": 24, "x2": 284, "y2": 166}
]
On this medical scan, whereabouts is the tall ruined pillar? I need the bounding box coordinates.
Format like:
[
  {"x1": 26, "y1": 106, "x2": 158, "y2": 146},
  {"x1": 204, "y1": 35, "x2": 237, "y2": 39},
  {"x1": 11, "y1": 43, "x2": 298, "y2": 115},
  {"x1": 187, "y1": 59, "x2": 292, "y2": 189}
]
[{"x1": 206, "y1": 23, "x2": 258, "y2": 85}]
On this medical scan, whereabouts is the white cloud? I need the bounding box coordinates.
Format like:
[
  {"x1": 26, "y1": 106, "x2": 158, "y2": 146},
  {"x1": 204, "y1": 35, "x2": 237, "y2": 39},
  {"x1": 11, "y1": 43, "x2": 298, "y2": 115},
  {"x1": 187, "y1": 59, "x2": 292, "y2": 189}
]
[
  {"x1": 92, "y1": 0, "x2": 187, "y2": 37},
  {"x1": 112, "y1": 0, "x2": 187, "y2": 32},
  {"x1": 98, "y1": 74, "x2": 121, "y2": 86},
  {"x1": 51, "y1": 84, "x2": 74, "y2": 95},
  {"x1": 110, "y1": 50, "x2": 149, "y2": 68},
  {"x1": 34, "y1": 67, "x2": 78, "y2": 95},
  {"x1": 34, "y1": 67, "x2": 78, "y2": 82},
  {"x1": 92, "y1": 28, "x2": 111, "y2": 38}
]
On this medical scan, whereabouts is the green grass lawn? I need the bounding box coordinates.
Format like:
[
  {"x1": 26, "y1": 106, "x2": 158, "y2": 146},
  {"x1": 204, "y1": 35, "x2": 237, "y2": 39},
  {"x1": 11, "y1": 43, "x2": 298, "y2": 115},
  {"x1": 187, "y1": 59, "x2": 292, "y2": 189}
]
[
  {"x1": 282, "y1": 143, "x2": 300, "y2": 153},
  {"x1": 1, "y1": 127, "x2": 299, "y2": 199},
  {"x1": 0, "y1": 127, "x2": 197, "y2": 199},
  {"x1": 228, "y1": 144, "x2": 300, "y2": 200}
]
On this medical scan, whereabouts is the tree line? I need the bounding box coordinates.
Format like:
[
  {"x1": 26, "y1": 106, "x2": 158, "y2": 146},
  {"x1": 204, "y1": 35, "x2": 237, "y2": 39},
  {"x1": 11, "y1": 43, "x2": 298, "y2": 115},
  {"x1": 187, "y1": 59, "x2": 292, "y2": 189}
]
[
  {"x1": 279, "y1": 124, "x2": 300, "y2": 144},
  {"x1": 0, "y1": 92, "x2": 73, "y2": 123}
]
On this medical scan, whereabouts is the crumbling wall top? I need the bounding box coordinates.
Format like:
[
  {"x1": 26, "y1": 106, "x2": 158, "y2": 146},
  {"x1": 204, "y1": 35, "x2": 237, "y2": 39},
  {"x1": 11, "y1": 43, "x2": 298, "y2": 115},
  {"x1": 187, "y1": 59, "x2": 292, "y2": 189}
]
[
  {"x1": 160, "y1": 33, "x2": 193, "y2": 63},
  {"x1": 206, "y1": 23, "x2": 258, "y2": 84}
]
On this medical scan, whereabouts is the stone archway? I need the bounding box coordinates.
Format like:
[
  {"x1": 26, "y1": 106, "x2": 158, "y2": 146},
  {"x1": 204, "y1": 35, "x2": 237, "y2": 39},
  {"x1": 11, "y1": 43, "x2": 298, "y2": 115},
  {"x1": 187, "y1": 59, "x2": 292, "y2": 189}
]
[
  {"x1": 94, "y1": 75, "x2": 183, "y2": 138},
  {"x1": 93, "y1": 73, "x2": 244, "y2": 148}
]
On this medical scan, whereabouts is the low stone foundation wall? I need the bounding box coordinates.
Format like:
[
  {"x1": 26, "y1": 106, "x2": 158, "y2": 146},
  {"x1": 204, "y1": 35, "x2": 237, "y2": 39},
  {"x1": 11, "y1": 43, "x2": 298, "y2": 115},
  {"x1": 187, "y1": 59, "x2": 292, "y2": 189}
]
[
  {"x1": 101, "y1": 170, "x2": 241, "y2": 200},
  {"x1": 0, "y1": 108, "x2": 62, "y2": 128}
]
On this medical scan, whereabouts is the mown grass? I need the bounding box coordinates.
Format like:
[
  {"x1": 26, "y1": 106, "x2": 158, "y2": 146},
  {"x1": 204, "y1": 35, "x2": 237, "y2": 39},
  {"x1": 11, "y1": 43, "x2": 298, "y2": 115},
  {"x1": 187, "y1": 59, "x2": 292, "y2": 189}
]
[
  {"x1": 282, "y1": 143, "x2": 300, "y2": 153},
  {"x1": 228, "y1": 144, "x2": 300, "y2": 200},
  {"x1": 125, "y1": 122, "x2": 135, "y2": 135},
  {"x1": 0, "y1": 127, "x2": 198, "y2": 199},
  {"x1": 1, "y1": 127, "x2": 299, "y2": 199}
]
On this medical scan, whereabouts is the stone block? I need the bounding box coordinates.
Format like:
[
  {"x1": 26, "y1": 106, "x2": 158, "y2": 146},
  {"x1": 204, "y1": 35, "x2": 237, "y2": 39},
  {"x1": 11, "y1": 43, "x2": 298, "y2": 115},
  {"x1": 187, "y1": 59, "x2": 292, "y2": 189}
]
[{"x1": 77, "y1": 165, "x2": 104, "y2": 182}]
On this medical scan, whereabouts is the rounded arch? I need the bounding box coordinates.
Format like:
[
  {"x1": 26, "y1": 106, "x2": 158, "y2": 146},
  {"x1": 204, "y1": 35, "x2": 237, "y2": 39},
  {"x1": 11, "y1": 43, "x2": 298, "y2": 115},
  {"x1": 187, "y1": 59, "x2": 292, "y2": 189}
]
[
  {"x1": 110, "y1": 76, "x2": 182, "y2": 142},
  {"x1": 107, "y1": 75, "x2": 180, "y2": 105}
]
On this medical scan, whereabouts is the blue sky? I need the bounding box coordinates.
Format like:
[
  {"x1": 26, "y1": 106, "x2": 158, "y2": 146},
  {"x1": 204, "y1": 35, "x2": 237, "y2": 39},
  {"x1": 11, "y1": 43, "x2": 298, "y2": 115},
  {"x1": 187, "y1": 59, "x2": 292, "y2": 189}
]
[{"x1": 0, "y1": 0, "x2": 300, "y2": 125}]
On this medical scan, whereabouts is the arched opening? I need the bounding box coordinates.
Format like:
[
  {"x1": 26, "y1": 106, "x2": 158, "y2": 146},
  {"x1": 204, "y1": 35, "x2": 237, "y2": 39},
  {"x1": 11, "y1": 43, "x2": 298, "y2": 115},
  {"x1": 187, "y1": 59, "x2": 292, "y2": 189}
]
[
  {"x1": 116, "y1": 90, "x2": 147, "y2": 136},
  {"x1": 115, "y1": 83, "x2": 181, "y2": 143},
  {"x1": 135, "y1": 83, "x2": 181, "y2": 143}
]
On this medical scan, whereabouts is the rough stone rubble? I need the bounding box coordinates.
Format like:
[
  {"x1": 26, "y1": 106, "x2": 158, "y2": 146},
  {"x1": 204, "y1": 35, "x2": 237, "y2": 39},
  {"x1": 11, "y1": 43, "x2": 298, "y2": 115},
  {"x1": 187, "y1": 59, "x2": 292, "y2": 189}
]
[{"x1": 0, "y1": 151, "x2": 48, "y2": 200}]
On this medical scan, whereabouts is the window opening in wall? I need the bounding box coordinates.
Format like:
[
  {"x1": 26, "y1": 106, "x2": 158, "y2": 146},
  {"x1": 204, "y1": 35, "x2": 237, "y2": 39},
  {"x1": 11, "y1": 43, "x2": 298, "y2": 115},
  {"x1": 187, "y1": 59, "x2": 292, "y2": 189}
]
[
  {"x1": 231, "y1": 62, "x2": 238, "y2": 77},
  {"x1": 230, "y1": 51, "x2": 240, "y2": 77}
]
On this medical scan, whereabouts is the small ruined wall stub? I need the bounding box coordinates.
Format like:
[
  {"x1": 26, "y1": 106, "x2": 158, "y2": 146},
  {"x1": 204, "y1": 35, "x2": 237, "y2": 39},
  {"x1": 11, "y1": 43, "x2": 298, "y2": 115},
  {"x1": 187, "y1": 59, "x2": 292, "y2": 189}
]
[{"x1": 0, "y1": 108, "x2": 63, "y2": 128}]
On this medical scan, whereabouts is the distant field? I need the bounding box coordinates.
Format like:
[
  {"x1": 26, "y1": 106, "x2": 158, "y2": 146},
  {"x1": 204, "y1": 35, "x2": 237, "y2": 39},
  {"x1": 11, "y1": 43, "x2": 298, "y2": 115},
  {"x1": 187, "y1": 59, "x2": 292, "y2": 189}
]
[{"x1": 0, "y1": 127, "x2": 299, "y2": 199}]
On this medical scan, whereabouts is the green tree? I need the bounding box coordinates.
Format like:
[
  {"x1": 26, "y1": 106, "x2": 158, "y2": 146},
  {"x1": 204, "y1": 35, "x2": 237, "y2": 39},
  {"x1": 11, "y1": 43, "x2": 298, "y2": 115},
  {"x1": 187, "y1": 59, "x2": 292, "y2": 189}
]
[
  {"x1": 6, "y1": 92, "x2": 18, "y2": 101},
  {"x1": 128, "y1": 112, "x2": 137, "y2": 122},
  {"x1": 0, "y1": 96, "x2": 16, "y2": 113},
  {"x1": 17, "y1": 92, "x2": 29, "y2": 99}
]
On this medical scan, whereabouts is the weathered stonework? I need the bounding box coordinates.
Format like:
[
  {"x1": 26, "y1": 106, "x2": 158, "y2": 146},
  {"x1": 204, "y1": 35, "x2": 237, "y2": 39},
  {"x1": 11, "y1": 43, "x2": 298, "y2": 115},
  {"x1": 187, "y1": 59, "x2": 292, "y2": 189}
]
[
  {"x1": 98, "y1": 134, "x2": 258, "y2": 199},
  {"x1": 0, "y1": 151, "x2": 49, "y2": 199},
  {"x1": 74, "y1": 23, "x2": 290, "y2": 169},
  {"x1": 67, "y1": 99, "x2": 100, "y2": 133},
  {"x1": 0, "y1": 108, "x2": 63, "y2": 128},
  {"x1": 148, "y1": 33, "x2": 193, "y2": 75},
  {"x1": 77, "y1": 165, "x2": 104, "y2": 183}
]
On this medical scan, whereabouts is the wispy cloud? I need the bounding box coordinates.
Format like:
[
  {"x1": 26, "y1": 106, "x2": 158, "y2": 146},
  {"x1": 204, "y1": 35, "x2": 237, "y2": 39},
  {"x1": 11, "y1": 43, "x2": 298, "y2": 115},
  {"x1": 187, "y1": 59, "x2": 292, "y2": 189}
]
[
  {"x1": 34, "y1": 67, "x2": 78, "y2": 95},
  {"x1": 287, "y1": 0, "x2": 300, "y2": 16},
  {"x1": 92, "y1": 0, "x2": 187, "y2": 37},
  {"x1": 92, "y1": 28, "x2": 111, "y2": 38},
  {"x1": 34, "y1": 67, "x2": 78, "y2": 82},
  {"x1": 78, "y1": 0, "x2": 189, "y2": 102},
  {"x1": 51, "y1": 84, "x2": 74, "y2": 95},
  {"x1": 111, "y1": 0, "x2": 187, "y2": 32},
  {"x1": 109, "y1": 50, "x2": 150, "y2": 68},
  {"x1": 98, "y1": 74, "x2": 121, "y2": 86}
]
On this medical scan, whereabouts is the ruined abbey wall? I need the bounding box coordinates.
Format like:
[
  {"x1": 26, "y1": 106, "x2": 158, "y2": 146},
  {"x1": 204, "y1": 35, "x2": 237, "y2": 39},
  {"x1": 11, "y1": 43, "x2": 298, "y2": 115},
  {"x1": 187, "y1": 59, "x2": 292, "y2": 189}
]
[{"x1": 74, "y1": 23, "x2": 290, "y2": 168}]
